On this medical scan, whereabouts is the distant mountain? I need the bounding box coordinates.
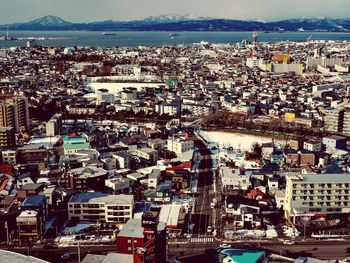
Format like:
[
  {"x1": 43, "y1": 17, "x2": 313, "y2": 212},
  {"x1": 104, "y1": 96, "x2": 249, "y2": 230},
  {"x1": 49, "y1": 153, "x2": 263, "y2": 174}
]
[
  {"x1": 1, "y1": 15, "x2": 350, "y2": 32},
  {"x1": 142, "y1": 14, "x2": 212, "y2": 24}
]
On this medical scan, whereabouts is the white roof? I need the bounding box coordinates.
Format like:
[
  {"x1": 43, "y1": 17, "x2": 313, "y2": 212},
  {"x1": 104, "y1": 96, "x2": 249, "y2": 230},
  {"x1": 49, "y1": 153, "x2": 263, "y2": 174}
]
[
  {"x1": 0, "y1": 250, "x2": 49, "y2": 263},
  {"x1": 159, "y1": 204, "x2": 180, "y2": 227}
]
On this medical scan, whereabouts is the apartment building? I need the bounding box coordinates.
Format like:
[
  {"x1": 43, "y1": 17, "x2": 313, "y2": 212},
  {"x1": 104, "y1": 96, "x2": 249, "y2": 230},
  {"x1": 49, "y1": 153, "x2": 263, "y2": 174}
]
[
  {"x1": 0, "y1": 127, "x2": 16, "y2": 147},
  {"x1": 220, "y1": 166, "x2": 250, "y2": 191},
  {"x1": 285, "y1": 173, "x2": 350, "y2": 223},
  {"x1": 68, "y1": 192, "x2": 134, "y2": 225},
  {"x1": 167, "y1": 138, "x2": 194, "y2": 156},
  {"x1": 46, "y1": 114, "x2": 62, "y2": 137}
]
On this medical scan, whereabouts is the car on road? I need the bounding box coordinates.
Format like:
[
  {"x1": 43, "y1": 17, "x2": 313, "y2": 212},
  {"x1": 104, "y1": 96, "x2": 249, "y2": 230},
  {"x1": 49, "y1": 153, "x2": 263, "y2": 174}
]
[
  {"x1": 219, "y1": 243, "x2": 231, "y2": 248},
  {"x1": 61, "y1": 253, "x2": 71, "y2": 260},
  {"x1": 283, "y1": 240, "x2": 295, "y2": 245},
  {"x1": 207, "y1": 226, "x2": 212, "y2": 233}
]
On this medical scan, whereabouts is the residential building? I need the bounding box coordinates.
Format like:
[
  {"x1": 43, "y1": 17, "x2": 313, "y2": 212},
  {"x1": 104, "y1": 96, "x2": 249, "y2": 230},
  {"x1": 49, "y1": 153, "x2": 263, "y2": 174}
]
[
  {"x1": 220, "y1": 167, "x2": 250, "y2": 191},
  {"x1": 68, "y1": 192, "x2": 134, "y2": 225},
  {"x1": 167, "y1": 138, "x2": 194, "y2": 156},
  {"x1": 67, "y1": 166, "x2": 108, "y2": 192},
  {"x1": 0, "y1": 127, "x2": 15, "y2": 147},
  {"x1": 285, "y1": 173, "x2": 350, "y2": 223},
  {"x1": 46, "y1": 114, "x2": 62, "y2": 137}
]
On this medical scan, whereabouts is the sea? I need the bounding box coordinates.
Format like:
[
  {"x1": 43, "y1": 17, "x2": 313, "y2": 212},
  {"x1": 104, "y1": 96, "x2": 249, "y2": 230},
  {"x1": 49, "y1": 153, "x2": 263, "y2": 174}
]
[{"x1": 1, "y1": 30, "x2": 350, "y2": 48}]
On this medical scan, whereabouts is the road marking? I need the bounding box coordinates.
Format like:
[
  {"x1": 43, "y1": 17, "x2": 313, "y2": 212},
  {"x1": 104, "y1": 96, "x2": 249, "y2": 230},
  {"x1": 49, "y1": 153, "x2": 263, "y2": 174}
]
[{"x1": 190, "y1": 237, "x2": 214, "y2": 243}]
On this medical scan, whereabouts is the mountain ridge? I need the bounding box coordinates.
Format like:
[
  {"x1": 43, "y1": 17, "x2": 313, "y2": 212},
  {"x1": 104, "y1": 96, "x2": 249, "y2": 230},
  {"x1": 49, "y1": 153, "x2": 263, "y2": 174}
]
[{"x1": 1, "y1": 15, "x2": 350, "y2": 32}]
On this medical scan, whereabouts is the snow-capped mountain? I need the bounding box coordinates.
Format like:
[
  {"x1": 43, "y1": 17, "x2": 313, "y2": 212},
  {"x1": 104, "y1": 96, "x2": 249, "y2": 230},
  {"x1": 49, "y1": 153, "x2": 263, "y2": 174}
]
[
  {"x1": 26, "y1": 15, "x2": 71, "y2": 27},
  {"x1": 1, "y1": 15, "x2": 350, "y2": 31},
  {"x1": 143, "y1": 14, "x2": 212, "y2": 24}
]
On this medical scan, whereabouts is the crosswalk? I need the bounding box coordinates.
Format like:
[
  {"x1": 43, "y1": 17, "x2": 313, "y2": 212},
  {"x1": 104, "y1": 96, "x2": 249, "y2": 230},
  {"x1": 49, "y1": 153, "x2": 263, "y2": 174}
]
[{"x1": 190, "y1": 237, "x2": 214, "y2": 243}]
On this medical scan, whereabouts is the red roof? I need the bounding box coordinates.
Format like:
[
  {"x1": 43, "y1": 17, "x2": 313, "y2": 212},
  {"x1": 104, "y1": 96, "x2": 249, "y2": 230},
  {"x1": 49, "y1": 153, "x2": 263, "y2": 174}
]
[
  {"x1": 0, "y1": 178, "x2": 9, "y2": 191},
  {"x1": 166, "y1": 161, "x2": 192, "y2": 171},
  {"x1": 0, "y1": 164, "x2": 14, "y2": 177}
]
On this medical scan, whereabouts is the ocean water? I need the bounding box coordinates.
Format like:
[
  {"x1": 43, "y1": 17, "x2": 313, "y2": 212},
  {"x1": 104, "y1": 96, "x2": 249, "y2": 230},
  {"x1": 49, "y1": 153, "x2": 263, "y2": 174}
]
[{"x1": 1, "y1": 30, "x2": 350, "y2": 48}]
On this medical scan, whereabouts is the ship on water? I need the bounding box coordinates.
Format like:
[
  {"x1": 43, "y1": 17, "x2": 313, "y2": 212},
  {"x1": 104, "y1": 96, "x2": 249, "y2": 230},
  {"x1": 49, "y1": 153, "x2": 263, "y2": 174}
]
[
  {"x1": 169, "y1": 33, "x2": 179, "y2": 37},
  {"x1": 102, "y1": 32, "x2": 116, "y2": 36}
]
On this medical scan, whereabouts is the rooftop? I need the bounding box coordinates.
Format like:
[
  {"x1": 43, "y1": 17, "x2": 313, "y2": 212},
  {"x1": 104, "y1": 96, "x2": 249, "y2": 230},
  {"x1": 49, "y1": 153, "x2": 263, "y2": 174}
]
[
  {"x1": 69, "y1": 192, "x2": 133, "y2": 205},
  {"x1": 220, "y1": 249, "x2": 265, "y2": 263}
]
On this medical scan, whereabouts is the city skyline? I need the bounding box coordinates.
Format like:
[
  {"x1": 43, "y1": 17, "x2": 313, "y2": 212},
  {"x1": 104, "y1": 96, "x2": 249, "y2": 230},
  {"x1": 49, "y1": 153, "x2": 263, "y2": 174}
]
[{"x1": 1, "y1": 0, "x2": 350, "y2": 24}]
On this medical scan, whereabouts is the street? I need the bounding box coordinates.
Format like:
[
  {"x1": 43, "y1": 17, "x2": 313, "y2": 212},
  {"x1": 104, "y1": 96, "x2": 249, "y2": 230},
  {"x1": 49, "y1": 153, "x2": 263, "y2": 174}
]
[{"x1": 191, "y1": 136, "x2": 215, "y2": 235}]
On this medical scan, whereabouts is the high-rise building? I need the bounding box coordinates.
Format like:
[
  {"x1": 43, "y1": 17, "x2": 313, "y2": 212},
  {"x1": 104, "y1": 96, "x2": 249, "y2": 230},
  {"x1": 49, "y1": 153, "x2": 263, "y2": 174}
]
[
  {"x1": 324, "y1": 107, "x2": 350, "y2": 135},
  {"x1": 0, "y1": 127, "x2": 16, "y2": 147},
  {"x1": 0, "y1": 96, "x2": 29, "y2": 132},
  {"x1": 46, "y1": 114, "x2": 62, "y2": 137},
  {"x1": 0, "y1": 103, "x2": 17, "y2": 132}
]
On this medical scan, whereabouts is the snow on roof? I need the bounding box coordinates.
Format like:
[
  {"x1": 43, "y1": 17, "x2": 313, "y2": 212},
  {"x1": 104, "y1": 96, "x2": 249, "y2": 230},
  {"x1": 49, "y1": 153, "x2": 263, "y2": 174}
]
[{"x1": 159, "y1": 204, "x2": 180, "y2": 228}]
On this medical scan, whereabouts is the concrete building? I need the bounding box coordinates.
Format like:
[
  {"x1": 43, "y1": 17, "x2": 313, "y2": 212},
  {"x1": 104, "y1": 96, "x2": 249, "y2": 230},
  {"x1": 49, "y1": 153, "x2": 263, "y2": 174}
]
[
  {"x1": 322, "y1": 135, "x2": 347, "y2": 152},
  {"x1": 68, "y1": 192, "x2": 134, "y2": 225},
  {"x1": 220, "y1": 166, "x2": 250, "y2": 191},
  {"x1": 285, "y1": 173, "x2": 350, "y2": 223},
  {"x1": 0, "y1": 127, "x2": 15, "y2": 147},
  {"x1": 45, "y1": 114, "x2": 62, "y2": 137},
  {"x1": 67, "y1": 166, "x2": 108, "y2": 192},
  {"x1": 167, "y1": 138, "x2": 194, "y2": 156}
]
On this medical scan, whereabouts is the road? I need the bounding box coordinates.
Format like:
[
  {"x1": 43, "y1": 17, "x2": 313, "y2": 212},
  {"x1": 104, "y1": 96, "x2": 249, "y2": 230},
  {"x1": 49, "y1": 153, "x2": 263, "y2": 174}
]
[
  {"x1": 191, "y1": 136, "x2": 215, "y2": 235},
  {"x1": 3, "y1": 244, "x2": 117, "y2": 263},
  {"x1": 168, "y1": 239, "x2": 350, "y2": 261}
]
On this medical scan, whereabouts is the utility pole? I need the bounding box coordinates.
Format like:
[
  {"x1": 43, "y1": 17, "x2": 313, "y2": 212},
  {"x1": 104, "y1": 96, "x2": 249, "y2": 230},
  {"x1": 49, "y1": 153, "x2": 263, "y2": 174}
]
[{"x1": 78, "y1": 241, "x2": 81, "y2": 262}]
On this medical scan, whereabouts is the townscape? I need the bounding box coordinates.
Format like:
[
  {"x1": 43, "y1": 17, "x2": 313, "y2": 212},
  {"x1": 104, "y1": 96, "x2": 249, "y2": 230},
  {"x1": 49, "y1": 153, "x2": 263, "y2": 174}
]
[{"x1": 1, "y1": 32, "x2": 350, "y2": 263}]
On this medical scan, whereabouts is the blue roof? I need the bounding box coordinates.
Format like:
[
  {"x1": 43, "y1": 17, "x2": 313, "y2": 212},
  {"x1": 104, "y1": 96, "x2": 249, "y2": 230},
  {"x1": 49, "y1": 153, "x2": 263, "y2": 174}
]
[{"x1": 22, "y1": 195, "x2": 47, "y2": 207}]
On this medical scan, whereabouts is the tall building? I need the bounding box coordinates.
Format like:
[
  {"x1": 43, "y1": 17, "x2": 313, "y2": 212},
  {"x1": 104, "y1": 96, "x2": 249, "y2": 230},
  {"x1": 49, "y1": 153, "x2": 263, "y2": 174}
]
[
  {"x1": 0, "y1": 127, "x2": 16, "y2": 147},
  {"x1": 0, "y1": 103, "x2": 17, "y2": 132},
  {"x1": 46, "y1": 114, "x2": 62, "y2": 137},
  {"x1": 285, "y1": 173, "x2": 350, "y2": 223},
  {"x1": 6, "y1": 96, "x2": 29, "y2": 132},
  {"x1": 324, "y1": 107, "x2": 350, "y2": 135},
  {"x1": 0, "y1": 96, "x2": 29, "y2": 132}
]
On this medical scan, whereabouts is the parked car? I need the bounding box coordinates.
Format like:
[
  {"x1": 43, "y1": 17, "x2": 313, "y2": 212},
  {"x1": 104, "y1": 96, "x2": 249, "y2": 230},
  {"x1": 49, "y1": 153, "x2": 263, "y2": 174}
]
[
  {"x1": 219, "y1": 243, "x2": 231, "y2": 248},
  {"x1": 283, "y1": 240, "x2": 295, "y2": 245},
  {"x1": 207, "y1": 226, "x2": 212, "y2": 233},
  {"x1": 61, "y1": 253, "x2": 71, "y2": 260}
]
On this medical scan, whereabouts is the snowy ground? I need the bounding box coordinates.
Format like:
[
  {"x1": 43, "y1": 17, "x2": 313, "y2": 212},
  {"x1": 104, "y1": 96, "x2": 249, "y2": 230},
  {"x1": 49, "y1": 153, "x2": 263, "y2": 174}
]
[
  {"x1": 282, "y1": 225, "x2": 301, "y2": 238},
  {"x1": 224, "y1": 225, "x2": 278, "y2": 240},
  {"x1": 207, "y1": 131, "x2": 285, "y2": 151},
  {"x1": 55, "y1": 234, "x2": 115, "y2": 245}
]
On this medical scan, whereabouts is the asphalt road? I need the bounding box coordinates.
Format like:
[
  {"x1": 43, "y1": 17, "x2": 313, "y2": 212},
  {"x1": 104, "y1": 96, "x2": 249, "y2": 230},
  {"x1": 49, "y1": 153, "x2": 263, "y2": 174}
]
[
  {"x1": 192, "y1": 137, "x2": 215, "y2": 235},
  {"x1": 4, "y1": 244, "x2": 117, "y2": 263},
  {"x1": 167, "y1": 239, "x2": 350, "y2": 262}
]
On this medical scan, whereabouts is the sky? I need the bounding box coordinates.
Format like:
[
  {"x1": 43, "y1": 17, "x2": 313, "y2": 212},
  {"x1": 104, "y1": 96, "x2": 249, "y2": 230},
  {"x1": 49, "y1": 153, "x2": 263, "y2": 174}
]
[{"x1": 0, "y1": 0, "x2": 350, "y2": 23}]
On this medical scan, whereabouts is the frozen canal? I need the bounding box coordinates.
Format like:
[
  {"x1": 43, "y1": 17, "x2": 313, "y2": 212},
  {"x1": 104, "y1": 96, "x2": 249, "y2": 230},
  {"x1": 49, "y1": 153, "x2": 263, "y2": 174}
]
[{"x1": 206, "y1": 130, "x2": 285, "y2": 151}]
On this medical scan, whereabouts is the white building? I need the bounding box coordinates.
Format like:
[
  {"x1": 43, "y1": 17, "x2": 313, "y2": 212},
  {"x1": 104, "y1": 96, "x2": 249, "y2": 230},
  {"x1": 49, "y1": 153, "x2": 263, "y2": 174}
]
[
  {"x1": 46, "y1": 114, "x2": 62, "y2": 137},
  {"x1": 167, "y1": 138, "x2": 194, "y2": 156},
  {"x1": 220, "y1": 167, "x2": 250, "y2": 191},
  {"x1": 68, "y1": 192, "x2": 134, "y2": 225},
  {"x1": 285, "y1": 173, "x2": 350, "y2": 223}
]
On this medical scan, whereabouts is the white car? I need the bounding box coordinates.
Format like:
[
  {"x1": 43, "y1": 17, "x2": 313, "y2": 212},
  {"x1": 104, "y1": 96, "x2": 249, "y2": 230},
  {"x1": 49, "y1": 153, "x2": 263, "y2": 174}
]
[
  {"x1": 219, "y1": 243, "x2": 231, "y2": 248},
  {"x1": 283, "y1": 240, "x2": 295, "y2": 245},
  {"x1": 61, "y1": 253, "x2": 71, "y2": 260},
  {"x1": 207, "y1": 226, "x2": 212, "y2": 233}
]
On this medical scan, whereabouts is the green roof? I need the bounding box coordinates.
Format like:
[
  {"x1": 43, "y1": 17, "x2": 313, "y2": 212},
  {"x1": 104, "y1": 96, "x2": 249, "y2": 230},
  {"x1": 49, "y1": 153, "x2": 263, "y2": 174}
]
[
  {"x1": 63, "y1": 143, "x2": 90, "y2": 150},
  {"x1": 222, "y1": 249, "x2": 265, "y2": 263}
]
